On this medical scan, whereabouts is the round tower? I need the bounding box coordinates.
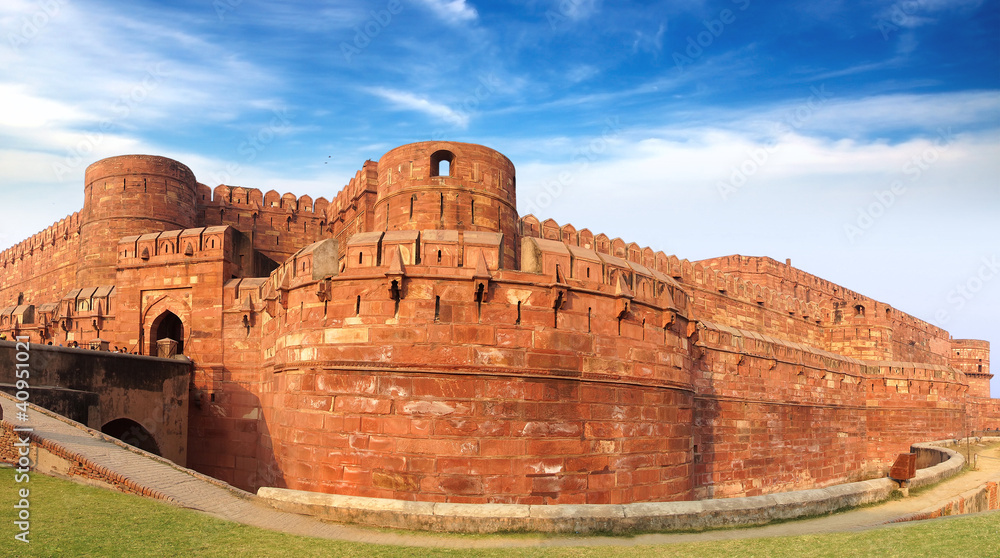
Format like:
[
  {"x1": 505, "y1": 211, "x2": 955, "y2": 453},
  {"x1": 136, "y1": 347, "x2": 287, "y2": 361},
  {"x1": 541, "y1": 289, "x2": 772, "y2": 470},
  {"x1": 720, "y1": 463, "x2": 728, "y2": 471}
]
[
  {"x1": 373, "y1": 141, "x2": 519, "y2": 268},
  {"x1": 77, "y1": 155, "x2": 199, "y2": 286},
  {"x1": 951, "y1": 339, "x2": 992, "y2": 399}
]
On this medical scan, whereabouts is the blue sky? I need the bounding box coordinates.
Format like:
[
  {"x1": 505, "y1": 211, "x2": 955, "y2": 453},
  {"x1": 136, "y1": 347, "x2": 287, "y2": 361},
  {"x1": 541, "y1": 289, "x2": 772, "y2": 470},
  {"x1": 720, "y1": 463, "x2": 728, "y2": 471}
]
[{"x1": 1, "y1": 0, "x2": 999, "y2": 395}]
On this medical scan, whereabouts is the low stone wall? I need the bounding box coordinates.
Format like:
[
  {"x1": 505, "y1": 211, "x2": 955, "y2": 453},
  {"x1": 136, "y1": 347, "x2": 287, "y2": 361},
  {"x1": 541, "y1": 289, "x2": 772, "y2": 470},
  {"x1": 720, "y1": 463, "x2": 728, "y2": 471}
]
[
  {"x1": 0, "y1": 419, "x2": 177, "y2": 502},
  {"x1": 0, "y1": 340, "x2": 190, "y2": 465},
  {"x1": 0, "y1": 394, "x2": 253, "y2": 503},
  {"x1": 257, "y1": 439, "x2": 969, "y2": 534},
  {"x1": 891, "y1": 481, "x2": 999, "y2": 523}
]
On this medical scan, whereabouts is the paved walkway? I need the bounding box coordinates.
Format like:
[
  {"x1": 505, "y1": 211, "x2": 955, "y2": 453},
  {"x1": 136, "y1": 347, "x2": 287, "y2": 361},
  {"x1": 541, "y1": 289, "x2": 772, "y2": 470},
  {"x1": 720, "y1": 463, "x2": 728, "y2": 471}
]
[{"x1": 2, "y1": 391, "x2": 997, "y2": 550}]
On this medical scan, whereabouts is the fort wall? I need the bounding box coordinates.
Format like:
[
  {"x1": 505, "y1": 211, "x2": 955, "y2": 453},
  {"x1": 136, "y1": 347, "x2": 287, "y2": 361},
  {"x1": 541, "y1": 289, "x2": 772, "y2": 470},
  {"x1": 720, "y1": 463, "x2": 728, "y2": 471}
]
[
  {"x1": 324, "y1": 162, "x2": 380, "y2": 249},
  {"x1": 699, "y1": 255, "x2": 954, "y2": 365},
  {"x1": 0, "y1": 141, "x2": 995, "y2": 507},
  {"x1": 0, "y1": 212, "x2": 83, "y2": 310},
  {"x1": 79, "y1": 155, "x2": 201, "y2": 287},
  {"x1": 212, "y1": 236, "x2": 695, "y2": 504},
  {"x1": 200, "y1": 184, "x2": 329, "y2": 264}
]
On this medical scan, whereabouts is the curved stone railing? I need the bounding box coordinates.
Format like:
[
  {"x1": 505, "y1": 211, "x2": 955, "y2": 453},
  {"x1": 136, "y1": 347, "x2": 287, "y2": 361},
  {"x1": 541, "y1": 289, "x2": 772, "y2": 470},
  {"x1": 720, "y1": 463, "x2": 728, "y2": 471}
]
[{"x1": 257, "y1": 439, "x2": 971, "y2": 534}]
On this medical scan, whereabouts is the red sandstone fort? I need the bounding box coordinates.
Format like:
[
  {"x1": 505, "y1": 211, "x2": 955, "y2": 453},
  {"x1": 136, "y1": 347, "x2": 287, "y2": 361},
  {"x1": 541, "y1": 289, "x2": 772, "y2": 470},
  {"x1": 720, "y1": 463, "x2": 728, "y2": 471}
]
[{"x1": 1, "y1": 141, "x2": 997, "y2": 504}]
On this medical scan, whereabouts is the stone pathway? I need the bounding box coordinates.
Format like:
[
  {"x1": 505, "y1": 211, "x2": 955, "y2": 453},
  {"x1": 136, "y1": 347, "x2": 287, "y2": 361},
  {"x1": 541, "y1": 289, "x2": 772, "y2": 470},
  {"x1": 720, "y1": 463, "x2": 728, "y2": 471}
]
[{"x1": 2, "y1": 391, "x2": 997, "y2": 550}]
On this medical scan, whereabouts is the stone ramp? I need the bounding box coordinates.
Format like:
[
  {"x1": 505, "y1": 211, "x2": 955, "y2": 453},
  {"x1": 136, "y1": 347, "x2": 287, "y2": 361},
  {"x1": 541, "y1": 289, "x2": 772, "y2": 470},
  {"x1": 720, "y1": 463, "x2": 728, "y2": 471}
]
[
  {"x1": 1, "y1": 390, "x2": 998, "y2": 550},
  {"x1": 0, "y1": 392, "x2": 469, "y2": 548}
]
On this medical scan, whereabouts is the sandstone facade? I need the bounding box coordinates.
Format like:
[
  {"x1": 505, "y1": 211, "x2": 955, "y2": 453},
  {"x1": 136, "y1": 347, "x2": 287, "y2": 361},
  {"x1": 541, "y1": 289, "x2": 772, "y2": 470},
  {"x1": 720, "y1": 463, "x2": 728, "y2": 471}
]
[{"x1": 1, "y1": 141, "x2": 996, "y2": 504}]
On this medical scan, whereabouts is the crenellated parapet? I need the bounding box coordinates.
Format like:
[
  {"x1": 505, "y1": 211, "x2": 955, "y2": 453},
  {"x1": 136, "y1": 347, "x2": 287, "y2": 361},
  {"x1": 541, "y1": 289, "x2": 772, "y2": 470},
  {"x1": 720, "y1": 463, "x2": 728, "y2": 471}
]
[
  {"x1": 324, "y1": 161, "x2": 379, "y2": 246},
  {"x1": 0, "y1": 211, "x2": 81, "y2": 270},
  {"x1": 518, "y1": 214, "x2": 824, "y2": 344},
  {"x1": 0, "y1": 211, "x2": 85, "y2": 309},
  {"x1": 699, "y1": 255, "x2": 954, "y2": 364},
  {"x1": 200, "y1": 183, "x2": 330, "y2": 263}
]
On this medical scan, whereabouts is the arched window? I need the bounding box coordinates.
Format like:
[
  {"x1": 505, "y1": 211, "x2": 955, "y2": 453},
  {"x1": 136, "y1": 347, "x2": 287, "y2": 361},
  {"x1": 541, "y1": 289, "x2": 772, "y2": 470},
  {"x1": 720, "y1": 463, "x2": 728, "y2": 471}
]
[{"x1": 430, "y1": 150, "x2": 455, "y2": 177}]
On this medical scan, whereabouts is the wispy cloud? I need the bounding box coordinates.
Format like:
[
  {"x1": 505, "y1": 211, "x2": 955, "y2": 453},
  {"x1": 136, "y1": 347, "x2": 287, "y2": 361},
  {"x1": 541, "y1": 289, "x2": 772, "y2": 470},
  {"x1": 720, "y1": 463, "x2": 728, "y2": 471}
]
[
  {"x1": 415, "y1": 0, "x2": 478, "y2": 24},
  {"x1": 366, "y1": 87, "x2": 471, "y2": 128},
  {"x1": 632, "y1": 22, "x2": 666, "y2": 54}
]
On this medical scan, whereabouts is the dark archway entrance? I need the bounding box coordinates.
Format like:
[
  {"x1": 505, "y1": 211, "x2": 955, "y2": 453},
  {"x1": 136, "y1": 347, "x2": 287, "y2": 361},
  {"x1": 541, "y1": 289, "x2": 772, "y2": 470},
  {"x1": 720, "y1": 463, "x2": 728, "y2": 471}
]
[
  {"x1": 152, "y1": 311, "x2": 184, "y2": 354},
  {"x1": 101, "y1": 418, "x2": 161, "y2": 456}
]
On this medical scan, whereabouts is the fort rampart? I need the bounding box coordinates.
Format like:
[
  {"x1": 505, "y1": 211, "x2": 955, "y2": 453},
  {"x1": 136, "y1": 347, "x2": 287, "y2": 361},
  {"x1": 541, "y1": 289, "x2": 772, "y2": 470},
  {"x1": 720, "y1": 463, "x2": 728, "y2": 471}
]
[{"x1": 0, "y1": 141, "x2": 996, "y2": 506}]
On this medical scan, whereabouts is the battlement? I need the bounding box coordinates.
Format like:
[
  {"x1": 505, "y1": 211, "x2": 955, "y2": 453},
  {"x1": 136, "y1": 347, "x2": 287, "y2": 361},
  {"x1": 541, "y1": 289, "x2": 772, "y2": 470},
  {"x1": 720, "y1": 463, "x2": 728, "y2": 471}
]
[
  {"x1": 0, "y1": 141, "x2": 996, "y2": 506},
  {"x1": 325, "y1": 162, "x2": 379, "y2": 224},
  {"x1": 518, "y1": 214, "x2": 822, "y2": 328},
  {"x1": 700, "y1": 255, "x2": 954, "y2": 364},
  {"x1": 0, "y1": 211, "x2": 81, "y2": 267},
  {"x1": 205, "y1": 184, "x2": 331, "y2": 216}
]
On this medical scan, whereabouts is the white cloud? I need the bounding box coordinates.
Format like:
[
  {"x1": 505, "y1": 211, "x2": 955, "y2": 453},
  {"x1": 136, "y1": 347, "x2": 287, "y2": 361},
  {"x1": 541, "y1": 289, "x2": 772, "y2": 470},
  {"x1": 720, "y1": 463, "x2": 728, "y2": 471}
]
[
  {"x1": 549, "y1": 0, "x2": 601, "y2": 21},
  {"x1": 415, "y1": 0, "x2": 478, "y2": 24},
  {"x1": 632, "y1": 22, "x2": 666, "y2": 54},
  {"x1": 874, "y1": 0, "x2": 983, "y2": 29},
  {"x1": 366, "y1": 87, "x2": 471, "y2": 128}
]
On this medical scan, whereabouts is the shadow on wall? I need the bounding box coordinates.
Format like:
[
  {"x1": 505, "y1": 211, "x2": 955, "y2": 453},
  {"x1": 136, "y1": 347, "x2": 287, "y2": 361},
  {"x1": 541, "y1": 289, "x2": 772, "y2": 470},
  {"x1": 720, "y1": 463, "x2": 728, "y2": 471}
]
[{"x1": 187, "y1": 381, "x2": 283, "y2": 492}]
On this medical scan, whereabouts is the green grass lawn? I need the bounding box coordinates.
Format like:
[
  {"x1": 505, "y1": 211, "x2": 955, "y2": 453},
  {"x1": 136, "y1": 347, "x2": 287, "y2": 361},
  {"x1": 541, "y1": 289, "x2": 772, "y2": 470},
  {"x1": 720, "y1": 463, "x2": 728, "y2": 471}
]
[{"x1": 1, "y1": 471, "x2": 998, "y2": 558}]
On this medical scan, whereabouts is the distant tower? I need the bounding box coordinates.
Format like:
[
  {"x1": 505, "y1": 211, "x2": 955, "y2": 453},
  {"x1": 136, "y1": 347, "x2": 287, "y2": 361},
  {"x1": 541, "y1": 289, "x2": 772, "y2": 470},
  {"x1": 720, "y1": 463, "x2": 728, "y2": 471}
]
[
  {"x1": 373, "y1": 141, "x2": 519, "y2": 268},
  {"x1": 952, "y1": 339, "x2": 993, "y2": 398},
  {"x1": 77, "y1": 155, "x2": 199, "y2": 286}
]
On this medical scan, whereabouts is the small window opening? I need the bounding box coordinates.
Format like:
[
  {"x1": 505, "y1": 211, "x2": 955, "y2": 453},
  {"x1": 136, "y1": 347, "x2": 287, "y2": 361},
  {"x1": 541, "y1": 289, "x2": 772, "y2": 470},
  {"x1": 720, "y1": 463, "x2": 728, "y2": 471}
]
[
  {"x1": 587, "y1": 307, "x2": 592, "y2": 333},
  {"x1": 355, "y1": 295, "x2": 361, "y2": 316},
  {"x1": 439, "y1": 193, "x2": 444, "y2": 219},
  {"x1": 586, "y1": 267, "x2": 590, "y2": 279},
  {"x1": 515, "y1": 301, "x2": 521, "y2": 325},
  {"x1": 434, "y1": 296, "x2": 441, "y2": 322},
  {"x1": 359, "y1": 251, "x2": 364, "y2": 265},
  {"x1": 429, "y1": 150, "x2": 455, "y2": 177},
  {"x1": 855, "y1": 304, "x2": 865, "y2": 317},
  {"x1": 437, "y1": 250, "x2": 442, "y2": 264},
  {"x1": 475, "y1": 283, "x2": 485, "y2": 321},
  {"x1": 410, "y1": 195, "x2": 415, "y2": 220},
  {"x1": 470, "y1": 199, "x2": 475, "y2": 225},
  {"x1": 391, "y1": 280, "x2": 400, "y2": 318}
]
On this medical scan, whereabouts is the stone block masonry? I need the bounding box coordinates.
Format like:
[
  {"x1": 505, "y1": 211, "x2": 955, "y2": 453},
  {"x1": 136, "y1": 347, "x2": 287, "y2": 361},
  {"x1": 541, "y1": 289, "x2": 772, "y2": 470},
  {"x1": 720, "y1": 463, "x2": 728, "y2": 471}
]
[{"x1": 0, "y1": 140, "x2": 996, "y2": 507}]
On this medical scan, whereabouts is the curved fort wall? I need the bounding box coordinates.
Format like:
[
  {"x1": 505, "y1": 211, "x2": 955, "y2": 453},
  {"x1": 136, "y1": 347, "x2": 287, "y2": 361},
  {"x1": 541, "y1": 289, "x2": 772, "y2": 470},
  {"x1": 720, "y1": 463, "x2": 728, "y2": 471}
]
[
  {"x1": 1, "y1": 140, "x2": 996, "y2": 506},
  {"x1": 373, "y1": 142, "x2": 519, "y2": 269},
  {"x1": 78, "y1": 155, "x2": 200, "y2": 287}
]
